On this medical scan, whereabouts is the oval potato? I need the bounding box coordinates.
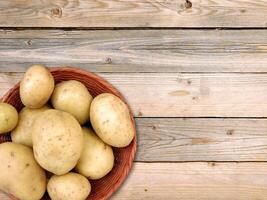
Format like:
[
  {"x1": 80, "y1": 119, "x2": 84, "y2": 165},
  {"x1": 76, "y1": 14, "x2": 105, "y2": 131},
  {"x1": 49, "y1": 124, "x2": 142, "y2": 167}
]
[
  {"x1": 0, "y1": 103, "x2": 18, "y2": 134},
  {"x1": 51, "y1": 80, "x2": 93, "y2": 125},
  {"x1": 11, "y1": 105, "x2": 51, "y2": 147},
  {"x1": 0, "y1": 142, "x2": 46, "y2": 200},
  {"x1": 76, "y1": 127, "x2": 114, "y2": 180},
  {"x1": 20, "y1": 65, "x2": 55, "y2": 108},
  {"x1": 90, "y1": 93, "x2": 134, "y2": 147},
  {"x1": 32, "y1": 109, "x2": 83, "y2": 175},
  {"x1": 47, "y1": 172, "x2": 91, "y2": 200}
]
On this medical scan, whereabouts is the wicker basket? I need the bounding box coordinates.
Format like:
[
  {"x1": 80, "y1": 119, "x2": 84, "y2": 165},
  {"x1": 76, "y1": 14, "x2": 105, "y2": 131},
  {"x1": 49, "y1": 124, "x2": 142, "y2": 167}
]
[{"x1": 0, "y1": 67, "x2": 137, "y2": 200}]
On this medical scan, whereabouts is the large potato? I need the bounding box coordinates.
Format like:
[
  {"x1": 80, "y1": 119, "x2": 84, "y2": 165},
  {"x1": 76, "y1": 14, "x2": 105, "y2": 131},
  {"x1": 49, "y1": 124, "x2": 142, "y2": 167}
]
[
  {"x1": 20, "y1": 65, "x2": 55, "y2": 108},
  {"x1": 90, "y1": 93, "x2": 134, "y2": 147},
  {"x1": 76, "y1": 127, "x2": 114, "y2": 180},
  {"x1": 0, "y1": 142, "x2": 46, "y2": 200},
  {"x1": 0, "y1": 103, "x2": 18, "y2": 134},
  {"x1": 11, "y1": 105, "x2": 51, "y2": 147},
  {"x1": 32, "y1": 109, "x2": 83, "y2": 175},
  {"x1": 47, "y1": 172, "x2": 91, "y2": 200},
  {"x1": 51, "y1": 80, "x2": 93, "y2": 125}
]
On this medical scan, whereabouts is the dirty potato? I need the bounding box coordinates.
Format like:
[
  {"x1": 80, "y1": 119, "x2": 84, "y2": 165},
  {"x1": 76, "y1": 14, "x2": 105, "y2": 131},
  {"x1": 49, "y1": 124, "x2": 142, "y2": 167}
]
[
  {"x1": 20, "y1": 65, "x2": 54, "y2": 108},
  {"x1": 0, "y1": 103, "x2": 18, "y2": 134}
]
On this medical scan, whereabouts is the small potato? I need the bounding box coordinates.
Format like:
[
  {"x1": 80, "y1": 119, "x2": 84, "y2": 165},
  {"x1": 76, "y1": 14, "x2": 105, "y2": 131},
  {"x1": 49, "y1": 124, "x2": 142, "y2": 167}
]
[
  {"x1": 0, "y1": 103, "x2": 18, "y2": 134},
  {"x1": 76, "y1": 127, "x2": 114, "y2": 180},
  {"x1": 32, "y1": 109, "x2": 83, "y2": 175},
  {"x1": 47, "y1": 172, "x2": 91, "y2": 200},
  {"x1": 90, "y1": 93, "x2": 135, "y2": 147},
  {"x1": 11, "y1": 105, "x2": 51, "y2": 147},
  {"x1": 20, "y1": 65, "x2": 55, "y2": 108},
  {"x1": 51, "y1": 80, "x2": 93, "y2": 125},
  {"x1": 0, "y1": 142, "x2": 46, "y2": 200}
]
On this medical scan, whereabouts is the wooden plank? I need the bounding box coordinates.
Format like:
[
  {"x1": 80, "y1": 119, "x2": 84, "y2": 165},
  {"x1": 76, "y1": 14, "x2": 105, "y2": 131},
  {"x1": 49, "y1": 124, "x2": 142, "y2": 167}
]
[
  {"x1": 0, "y1": 0, "x2": 267, "y2": 27},
  {"x1": 136, "y1": 118, "x2": 267, "y2": 161},
  {"x1": 1, "y1": 72, "x2": 267, "y2": 117},
  {"x1": 1, "y1": 29, "x2": 267, "y2": 72},
  {"x1": 111, "y1": 162, "x2": 267, "y2": 200}
]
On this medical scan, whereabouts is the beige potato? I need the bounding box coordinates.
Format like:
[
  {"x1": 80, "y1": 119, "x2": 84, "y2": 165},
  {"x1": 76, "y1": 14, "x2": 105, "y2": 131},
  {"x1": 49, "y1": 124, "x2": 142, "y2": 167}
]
[
  {"x1": 90, "y1": 93, "x2": 135, "y2": 147},
  {"x1": 76, "y1": 127, "x2": 114, "y2": 180},
  {"x1": 0, "y1": 142, "x2": 46, "y2": 200},
  {"x1": 47, "y1": 172, "x2": 91, "y2": 200},
  {"x1": 32, "y1": 109, "x2": 83, "y2": 175},
  {"x1": 20, "y1": 65, "x2": 55, "y2": 108},
  {"x1": 11, "y1": 105, "x2": 51, "y2": 147},
  {"x1": 51, "y1": 80, "x2": 93, "y2": 125},
  {"x1": 0, "y1": 103, "x2": 18, "y2": 134}
]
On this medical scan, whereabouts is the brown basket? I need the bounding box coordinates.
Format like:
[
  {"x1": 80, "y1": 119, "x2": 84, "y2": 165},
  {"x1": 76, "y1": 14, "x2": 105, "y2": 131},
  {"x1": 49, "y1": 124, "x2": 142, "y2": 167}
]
[{"x1": 0, "y1": 67, "x2": 137, "y2": 200}]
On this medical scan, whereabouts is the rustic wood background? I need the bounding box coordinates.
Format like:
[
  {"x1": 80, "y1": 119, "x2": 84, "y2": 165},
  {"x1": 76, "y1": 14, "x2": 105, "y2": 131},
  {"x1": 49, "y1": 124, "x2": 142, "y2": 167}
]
[{"x1": 1, "y1": 0, "x2": 267, "y2": 199}]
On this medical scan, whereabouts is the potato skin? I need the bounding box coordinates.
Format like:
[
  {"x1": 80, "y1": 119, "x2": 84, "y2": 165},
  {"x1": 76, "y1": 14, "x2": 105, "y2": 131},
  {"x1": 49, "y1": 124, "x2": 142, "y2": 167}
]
[
  {"x1": 51, "y1": 80, "x2": 93, "y2": 125},
  {"x1": 11, "y1": 105, "x2": 51, "y2": 146},
  {"x1": 0, "y1": 142, "x2": 46, "y2": 200},
  {"x1": 0, "y1": 103, "x2": 18, "y2": 134},
  {"x1": 76, "y1": 127, "x2": 114, "y2": 180},
  {"x1": 47, "y1": 172, "x2": 91, "y2": 200},
  {"x1": 20, "y1": 65, "x2": 55, "y2": 108},
  {"x1": 90, "y1": 93, "x2": 134, "y2": 147},
  {"x1": 32, "y1": 109, "x2": 83, "y2": 175}
]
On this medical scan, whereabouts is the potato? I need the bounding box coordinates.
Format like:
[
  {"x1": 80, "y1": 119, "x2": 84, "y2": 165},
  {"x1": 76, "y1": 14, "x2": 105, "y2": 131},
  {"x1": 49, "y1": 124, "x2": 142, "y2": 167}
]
[
  {"x1": 11, "y1": 105, "x2": 51, "y2": 147},
  {"x1": 20, "y1": 65, "x2": 55, "y2": 108},
  {"x1": 47, "y1": 172, "x2": 91, "y2": 200},
  {"x1": 32, "y1": 109, "x2": 83, "y2": 175},
  {"x1": 51, "y1": 80, "x2": 93, "y2": 125},
  {"x1": 76, "y1": 127, "x2": 114, "y2": 180},
  {"x1": 0, "y1": 103, "x2": 18, "y2": 134},
  {"x1": 0, "y1": 142, "x2": 46, "y2": 200},
  {"x1": 90, "y1": 93, "x2": 134, "y2": 147}
]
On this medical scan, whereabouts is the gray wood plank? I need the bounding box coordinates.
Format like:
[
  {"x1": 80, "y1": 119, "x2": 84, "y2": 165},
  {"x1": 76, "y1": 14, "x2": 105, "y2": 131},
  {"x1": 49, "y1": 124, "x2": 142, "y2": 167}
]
[
  {"x1": 136, "y1": 118, "x2": 267, "y2": 161},
  {"x1": 0, "y1": 0, "x2": 267, "y2": 27},
  {"x1": 1, "y1": 29, "x2": 267, "y2": 72}
]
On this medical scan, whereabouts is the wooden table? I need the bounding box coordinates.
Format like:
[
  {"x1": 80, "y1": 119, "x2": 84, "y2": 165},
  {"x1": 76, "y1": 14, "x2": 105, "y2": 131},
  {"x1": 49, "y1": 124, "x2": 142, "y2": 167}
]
[{"x1": 1, "y1": 1, "x2": 267, "y2": 199}]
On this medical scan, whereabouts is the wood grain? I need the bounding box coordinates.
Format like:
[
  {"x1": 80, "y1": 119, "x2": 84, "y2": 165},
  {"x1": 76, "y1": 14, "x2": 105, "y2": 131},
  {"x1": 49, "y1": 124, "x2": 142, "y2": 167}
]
[
  {"x1": 136, "y1": 118, "x2": 267, "y2": 161},
  {"x1": 113, "y1": 162, "x2": 267, "y2": 200},
  {"x1": 1, "y1": 72, "x2": 267, "y2": 117},
  {"x1": 2, "y1": 29, "x2": 267, "y2": 72},
  {"x1": 0, "y1": 0, "x2": 267, "y2": 27}
]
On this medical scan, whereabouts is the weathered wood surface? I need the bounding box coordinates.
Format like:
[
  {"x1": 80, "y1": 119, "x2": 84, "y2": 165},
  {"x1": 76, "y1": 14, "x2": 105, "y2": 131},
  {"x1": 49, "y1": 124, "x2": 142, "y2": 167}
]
[
  {"x1": 2, "y1": 29, "x2": 267, "y2": 72},
  {"x1": 0, "y1": 0, "x2": 267, "y2": 28},
  {"x1": 110, "y1": 162, "x2": 267, "y2": 200},
  {"x1": 136, "y1": 118, "x2": 267, "y2": 161},
  {"x1": 2, "y1": 162, "x2": 267, "y2": 200},
  {"x1": 1, "y1": 72, "x2": 267, "y2": 117}
]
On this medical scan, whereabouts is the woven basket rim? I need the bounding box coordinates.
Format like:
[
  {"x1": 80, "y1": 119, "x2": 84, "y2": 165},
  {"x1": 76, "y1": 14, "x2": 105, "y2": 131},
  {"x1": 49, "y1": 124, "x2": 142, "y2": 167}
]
[{"x1": 2, "y1": 66, "x2": 137, "y2": 200}]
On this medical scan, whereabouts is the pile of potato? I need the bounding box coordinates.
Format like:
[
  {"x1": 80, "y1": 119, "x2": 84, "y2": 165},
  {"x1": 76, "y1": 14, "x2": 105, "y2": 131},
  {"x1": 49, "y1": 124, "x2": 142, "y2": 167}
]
[{"x1": 0, "y1": 65, "x2": 134, "y2": 200}]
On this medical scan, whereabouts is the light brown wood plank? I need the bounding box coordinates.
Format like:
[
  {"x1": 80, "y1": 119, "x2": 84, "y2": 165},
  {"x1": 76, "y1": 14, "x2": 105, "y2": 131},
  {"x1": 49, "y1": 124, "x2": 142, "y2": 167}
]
[
  {"x1": 1, "y1": 72, "x2": 267, "y2": 117},
  {"x1": 1, "y1": 29, "x2": 267, "y2": 72},
  {"x1": 136, "y1": 118, "x2": 267, "y2": 161},
  {"x1": 111, "y1": 162, "x2": 267, "y2": 200},
  {"x1": 1, "y1": 0, "x2": 267, "y2": 27}
]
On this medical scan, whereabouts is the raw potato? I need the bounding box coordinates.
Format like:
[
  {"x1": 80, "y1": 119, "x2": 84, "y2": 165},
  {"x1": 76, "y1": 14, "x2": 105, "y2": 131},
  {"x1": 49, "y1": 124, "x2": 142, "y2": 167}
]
[
  {"x1": 20, "y1": 65, "x2": 55, "y2": 108},
  {"x1": 51, "y1": 80, "x2": 93, "y2": 125},
  {"x1": 47, "y1": 172, "x2": 91, "y2": 200},
  {"x1": 90, "y1": 93, "x2": 135, "y2": 147},
  {"x1": 32, "y1": 109, "x2": 83, "y2": 175},
  {"x1": 0, "y1": 103, "x2": 18, "y2": 134},
  {"x1": 76, "y1": 127, "x2": 114, "y2": 180},
  {"x1": 11, "y1": 105, "x2": 51, "y2": 147},
  {"x1": 0, "y1": 142, "x2": 46, "y2": 200}
]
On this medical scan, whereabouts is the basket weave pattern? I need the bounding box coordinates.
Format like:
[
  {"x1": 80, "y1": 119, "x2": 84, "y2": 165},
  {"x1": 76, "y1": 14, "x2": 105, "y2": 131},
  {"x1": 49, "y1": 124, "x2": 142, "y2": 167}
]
[{"x1": 0, "y1": 67, "x2": 137, "y2": 200}]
